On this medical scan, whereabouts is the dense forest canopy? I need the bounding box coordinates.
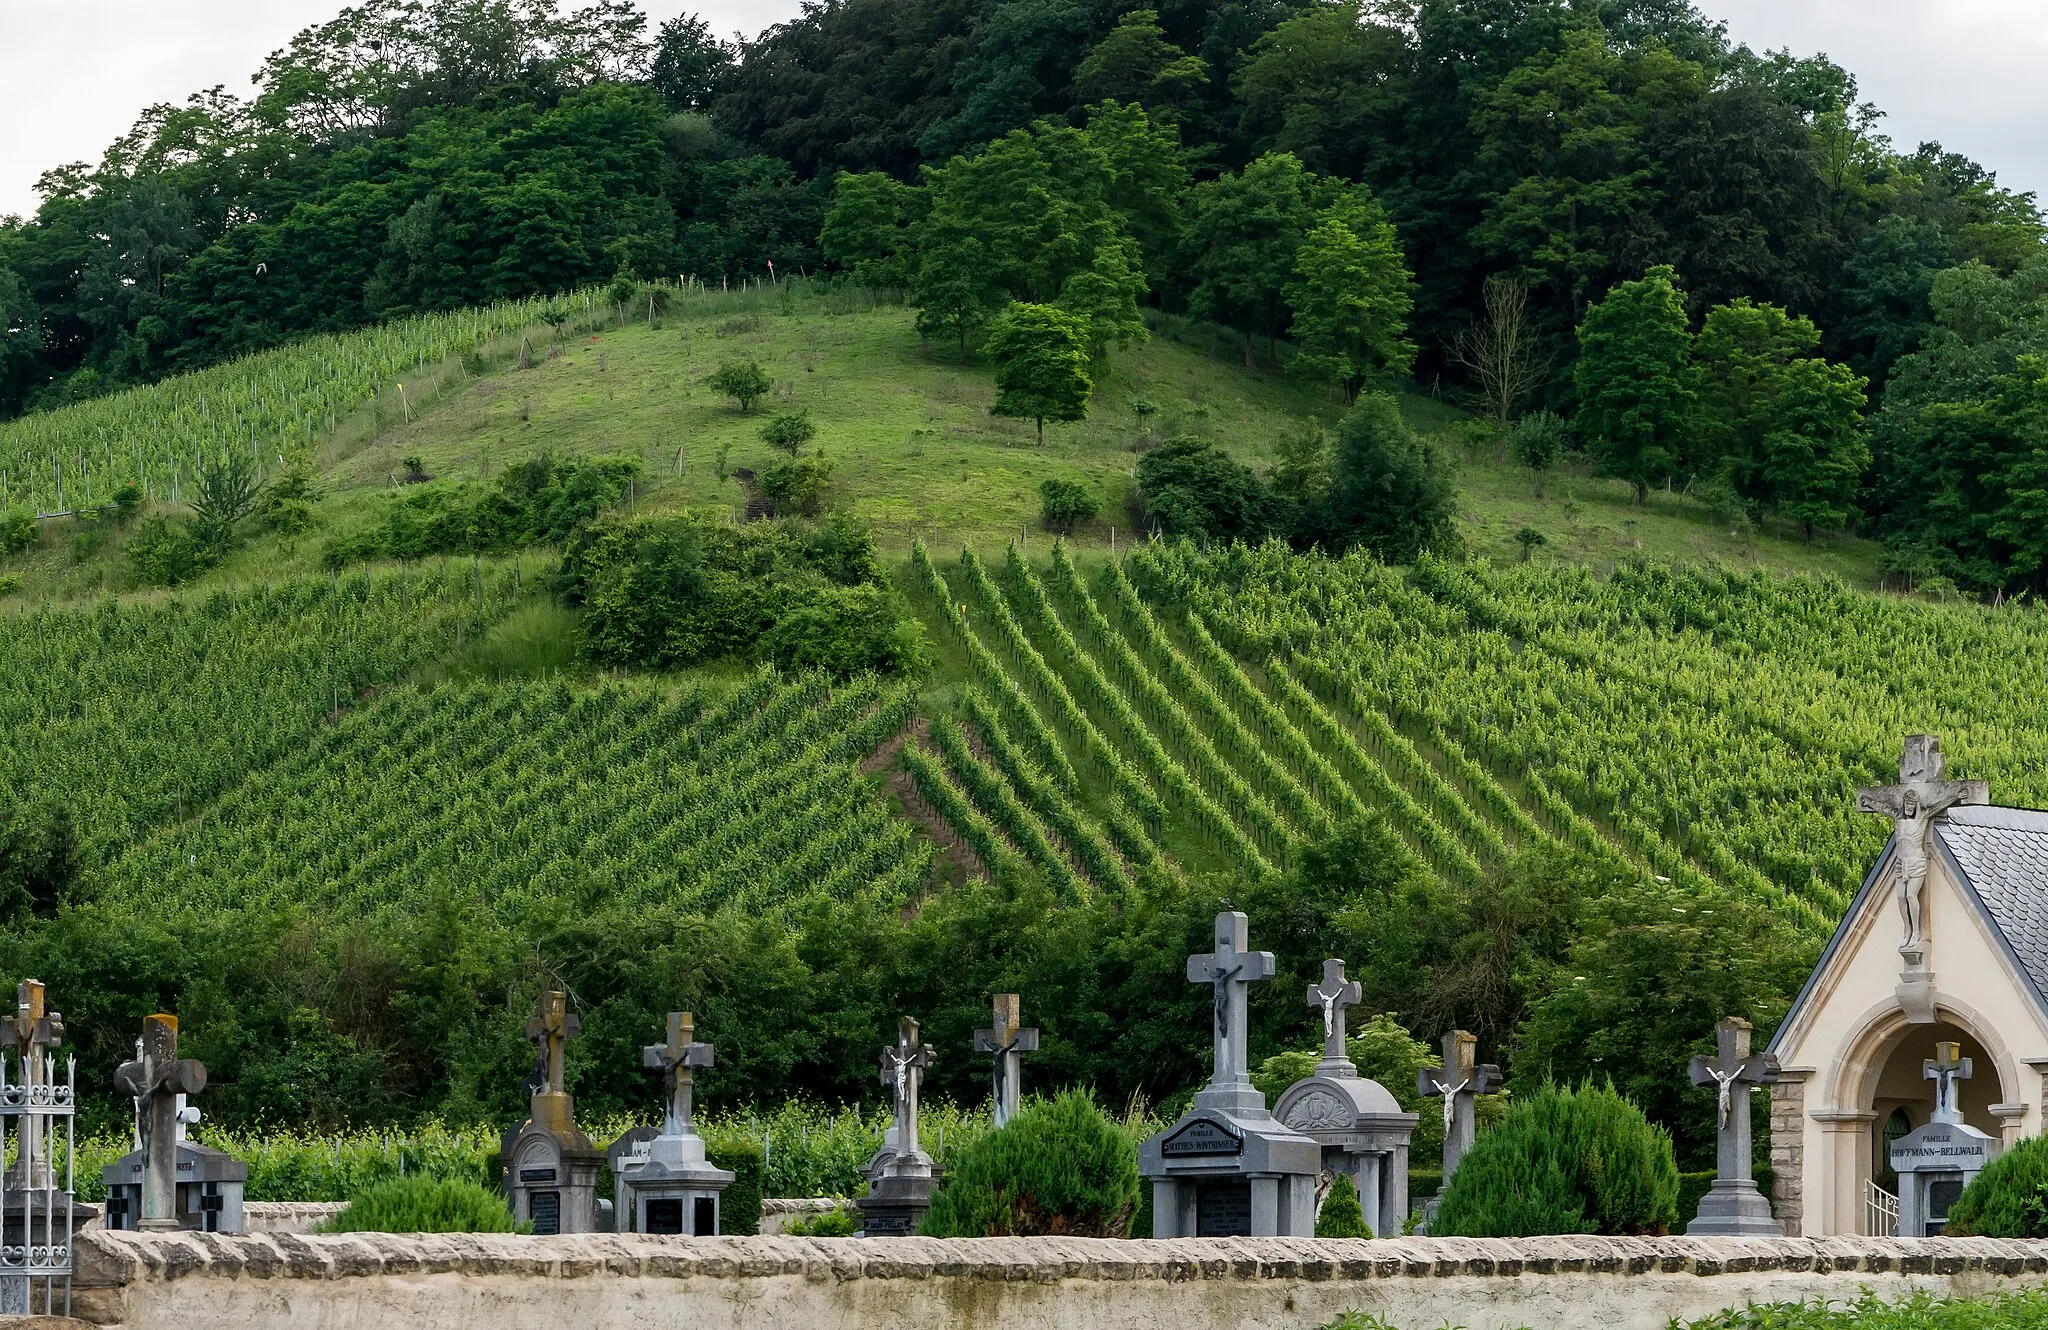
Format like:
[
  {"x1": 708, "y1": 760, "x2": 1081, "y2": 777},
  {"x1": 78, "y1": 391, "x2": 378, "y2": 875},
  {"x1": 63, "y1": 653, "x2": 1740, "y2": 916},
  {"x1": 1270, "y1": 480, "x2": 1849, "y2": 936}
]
[{"x1": 3, "y1": 0, "x2": 2046, "y2": 587}]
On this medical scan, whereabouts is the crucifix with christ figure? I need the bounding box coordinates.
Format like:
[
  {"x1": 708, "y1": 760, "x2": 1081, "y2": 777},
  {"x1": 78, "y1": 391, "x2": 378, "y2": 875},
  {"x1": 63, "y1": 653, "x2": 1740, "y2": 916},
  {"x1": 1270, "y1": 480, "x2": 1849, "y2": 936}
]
[
  {"x1": 1684, "y1": 1015, "x2": 1781, "y2": 1235},
  {"x1": 525, "y1": 991, "x2": 581, "y2": 1132},
  {"x1": 879, "y1": 1017, "x2": 935, "y2": 1172},
  {"x1": 973, "y1": 995, "x2": 1038, "y2": 1128},
  {"x1": 643, "y1": 1012, "x2": 713, "y2": 1139},
  {"x1": 1857, "y1": 735, "x2": 1987, "y2": 966},
  {"x1": 1926, "y1": 1040, "x2": 1972, "y2": 1125},
  {"x1": 1306, "y1": 959, "x2": 1362, "y2": 1078},
  {"x1": 1417, "y1": 1029, "x2": 1501, "y2": 1181},
  {"x1": 1187, "y1": 911, "x2": 1276, "y2": 1114},
  {"x1": 113, "y1": 1014, "x2": 207, "y2": 1231}
]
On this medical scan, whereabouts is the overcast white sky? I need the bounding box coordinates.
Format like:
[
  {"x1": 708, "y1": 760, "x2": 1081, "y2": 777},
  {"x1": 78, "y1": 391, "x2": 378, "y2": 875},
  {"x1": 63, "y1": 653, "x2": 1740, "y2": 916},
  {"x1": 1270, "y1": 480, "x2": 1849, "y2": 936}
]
[{"x1": 2, "y1": 0, "x2": 2044, "y2": 223}]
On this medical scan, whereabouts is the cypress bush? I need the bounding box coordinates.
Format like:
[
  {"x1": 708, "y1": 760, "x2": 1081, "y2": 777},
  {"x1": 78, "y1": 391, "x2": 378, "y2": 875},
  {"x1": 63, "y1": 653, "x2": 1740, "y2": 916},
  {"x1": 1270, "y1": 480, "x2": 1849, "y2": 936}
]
[
  {"x1": 326, "y1": 1176, "x2": 520, "y2": 1233},
  {"x1": 1316, "y1": 1171, "x2": 1373, "y2": 1237},
  {"x1": 1432, "y1": 1082, "x2": 1679, "y2": 1236},
  {"x1": 1946, "y1": 1135, "x2": 2048, "y2": 1236},
  {"x1": 920, "y1": 1091, "x2": 1140, "y2": 1237}
]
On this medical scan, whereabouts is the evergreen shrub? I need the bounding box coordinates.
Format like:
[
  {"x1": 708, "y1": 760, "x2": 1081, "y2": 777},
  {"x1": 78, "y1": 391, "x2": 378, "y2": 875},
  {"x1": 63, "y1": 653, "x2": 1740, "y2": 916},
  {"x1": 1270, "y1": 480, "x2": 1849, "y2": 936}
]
[
  {"x1": 1946, "y1": 1135, "x2": 2048, "y2": 1236},
  {"x1": 704, "y1": 1136, "x2": 766, "y2": 1235},
  {"x1": 326, "y1": 1175, "x2": 520, "y2": 1233},
  {"x1": 920, "y1": 1091, "x2": 1140, "y2": 1237},
  {"x1": 1431, "y1": 1082, "x2": 1679, "y2": 1236},
  {"x1": 1316, "y1": 1171, "x2": 1372, "y2": 1237}
]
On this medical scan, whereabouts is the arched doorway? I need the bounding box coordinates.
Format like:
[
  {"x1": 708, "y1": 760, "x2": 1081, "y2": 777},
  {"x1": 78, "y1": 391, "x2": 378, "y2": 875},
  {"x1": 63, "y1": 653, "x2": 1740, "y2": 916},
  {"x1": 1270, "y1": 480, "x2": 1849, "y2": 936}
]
[{"x1": 1823, "y1": 1004, "x2": 2016, "y2": 1234}]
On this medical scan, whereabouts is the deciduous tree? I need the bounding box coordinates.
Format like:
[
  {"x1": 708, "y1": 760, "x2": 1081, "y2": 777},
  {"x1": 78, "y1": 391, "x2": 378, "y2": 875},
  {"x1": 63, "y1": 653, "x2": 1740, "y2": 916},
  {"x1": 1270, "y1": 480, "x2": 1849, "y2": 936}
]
[
  {"x1": 984, "y1": 303, "x2": 1092, "y2": 444},
  {"x1": 1574, "y1": 265, "x2": 1695, "y2": 504},
  {"x1": 1284, "y1": 193, "x2": 1415, "y2": 402}
]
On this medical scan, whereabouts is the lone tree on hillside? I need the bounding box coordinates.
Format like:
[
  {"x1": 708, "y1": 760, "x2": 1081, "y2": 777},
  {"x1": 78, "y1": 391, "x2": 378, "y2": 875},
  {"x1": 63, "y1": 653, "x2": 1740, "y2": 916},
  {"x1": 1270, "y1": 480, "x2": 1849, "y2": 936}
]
[
  {"x1": 984, "y1": 304, "x2": 1092, "y2": 445},
  {"x1": 760, "y1": 408, "x2": 817, "y2": 455},
  {"x1": 708, "y1": 358, "x2": 773, "y2": 412},
  {"x1": 1451, "y1": 275, "x2": 1550, "y2": 429},
  {"x1": 1574, "y1": 265, "x2": 1696, "y2": 504}
]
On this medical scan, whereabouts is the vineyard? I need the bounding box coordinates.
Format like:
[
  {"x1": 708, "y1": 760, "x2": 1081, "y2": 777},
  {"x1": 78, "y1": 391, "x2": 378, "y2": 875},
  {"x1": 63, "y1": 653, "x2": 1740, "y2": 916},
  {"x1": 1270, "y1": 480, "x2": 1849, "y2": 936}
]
[
  {"x1": 0, "y1": 288, "x2": 617, "y2": 517},
  {"x1": 901, "y1": 540, "x2": 2048, "y2": 934},
  {"x1": 101, "y1": 666, "x2": 929, "y2": 921},
  {"x1": 0, "y1": 562, "x2": 524, "y2": 859}
]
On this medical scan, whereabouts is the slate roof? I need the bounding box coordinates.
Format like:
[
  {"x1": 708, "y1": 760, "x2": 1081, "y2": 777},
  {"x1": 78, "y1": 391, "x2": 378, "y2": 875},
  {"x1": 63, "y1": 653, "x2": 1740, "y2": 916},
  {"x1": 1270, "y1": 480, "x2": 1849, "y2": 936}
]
[{"x1": 1938, "y1": 804, "x2": 2048, "y2": 1003}]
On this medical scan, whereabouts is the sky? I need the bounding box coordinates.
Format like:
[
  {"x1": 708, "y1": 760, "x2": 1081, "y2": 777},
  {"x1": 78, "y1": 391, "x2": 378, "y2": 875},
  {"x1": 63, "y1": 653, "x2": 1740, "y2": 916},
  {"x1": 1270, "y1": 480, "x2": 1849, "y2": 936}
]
[{"x1": 2, "y1": 0, "x2": 2045, "y2": 223}]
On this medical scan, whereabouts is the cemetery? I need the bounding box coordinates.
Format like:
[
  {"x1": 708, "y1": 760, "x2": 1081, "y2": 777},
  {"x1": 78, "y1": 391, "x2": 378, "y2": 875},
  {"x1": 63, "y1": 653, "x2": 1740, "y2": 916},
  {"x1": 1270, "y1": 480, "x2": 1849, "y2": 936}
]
[{"x1": 0, "y1": 739, "x2": 2044, "y2": 1328}]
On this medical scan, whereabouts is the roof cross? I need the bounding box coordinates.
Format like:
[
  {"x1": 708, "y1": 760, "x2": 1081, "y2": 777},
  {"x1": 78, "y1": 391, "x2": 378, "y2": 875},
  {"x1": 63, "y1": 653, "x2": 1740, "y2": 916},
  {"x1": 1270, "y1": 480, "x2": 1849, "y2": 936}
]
[{"x1": 1857, "y1": 735, "x2": 1988, "y2": 962}]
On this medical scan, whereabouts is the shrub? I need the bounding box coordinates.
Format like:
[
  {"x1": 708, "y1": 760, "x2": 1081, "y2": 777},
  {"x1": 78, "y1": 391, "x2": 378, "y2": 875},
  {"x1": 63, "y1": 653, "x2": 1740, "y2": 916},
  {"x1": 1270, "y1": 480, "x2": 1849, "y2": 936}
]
[
  {"x1": 1316, "y1": 393, "x2": 1460, "y2": 562},
  {"x1": 322, "y1": 453, "x2": 640, "y2": 568},
  {"x1": 1510, "y1": 410, "x2": 1568, "y2": 492},
  {"x1": 1515, "y1": 526, "x2": 1546, "y2": 561},
  {"x1": 761, "y1": 455, "x2": 835, "y2": 518},
  {"x1": 0, "y1": 573, "x2": 19, "y2": 595},
  {"x1": 1432, "y1": 1082, "x2": 1679, "y2": 1236},
  {"x1": 760, "y1": 409, "x2": 817, "y2": 455},
  {"x1": 125, "y1": 514, "x2": 215, "y2": 587},
  {"x1": 760, "y1": 581, "x2": 929, "y2": 677},
  {"x1": 1039, "y1": 478, "x2": 1100, "y2": 533},
  {"x1": 1316, "y1": 1171, "x2": 1372, "y2": 1237},
  {"x1": 920, "y1": 1091, "x2": 1140, "y2": 1237},
  {"x1": 1135, "y1": 438, "x2": 1281, "y2": 542},
  {"x1": 1946, "y1": 1134, "x2": 2048, "y2": 1236},
  {"x1": 326, "y1": 1176, "x2": 520, "y2": 1233},
  {"x1": 704, "y1": 1136, "x2": 766, "y2": 1235},
  {"x1": 1, "y1": 510, "x2": 36, "y2": 555},
  {"x1": 709, "y1": 358, "x2": 774, "y2": 411},
  {"x1": 782, "y1": 1206, "x2": 858, "y2": 1236}
]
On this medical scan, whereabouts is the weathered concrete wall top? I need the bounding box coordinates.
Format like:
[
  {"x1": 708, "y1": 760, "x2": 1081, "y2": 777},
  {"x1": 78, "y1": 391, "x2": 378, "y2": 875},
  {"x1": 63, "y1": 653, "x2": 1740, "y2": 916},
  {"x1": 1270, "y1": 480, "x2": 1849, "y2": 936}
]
[{"x1": 70, "y1": 1231, "x2": 2048, "y2": 1330}]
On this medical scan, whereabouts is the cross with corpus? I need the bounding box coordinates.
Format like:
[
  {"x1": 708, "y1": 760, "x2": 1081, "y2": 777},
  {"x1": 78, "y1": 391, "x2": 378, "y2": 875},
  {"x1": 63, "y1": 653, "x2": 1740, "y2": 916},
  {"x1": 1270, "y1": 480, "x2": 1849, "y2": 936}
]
[
  {"x1": 1925, "y1": 1040, "x2": 1972, "y2": 1125},
  {"x1": 113, "y1": 1014, "x2": 208, "y2": 1230},
  {"x1": 1417, "y1": 1029, "x2": 1502, "y2": 1179},
  {"x1": 2, "y1": 979, "x2": 67, "y2": 1187},
  {"x1": 1306, "y1": 958, "x2": 1362, "y2": 1078},
  {"x1": 1187, "y1": 911, "x2": 1275, "y2": 1102},
  {"x1": 1857, "y1": 735, "x2": 1988, "y2": 963},
  {"x1": 972, "y1": 994, "x2": 1038, "y2": 1128},
  {"x1": 642, "y1": 1012, "x2": 714, "y2": 1138},
  {"x1": 1688, "y1": 1016, "x2": 1776, "y2": 1185},
  {"x1": 525, "y1": 991, "x2": 580, "y2": 1100},
  {"x1": 879, "y1": 1016, "x2": 935, "y2": 1167}
]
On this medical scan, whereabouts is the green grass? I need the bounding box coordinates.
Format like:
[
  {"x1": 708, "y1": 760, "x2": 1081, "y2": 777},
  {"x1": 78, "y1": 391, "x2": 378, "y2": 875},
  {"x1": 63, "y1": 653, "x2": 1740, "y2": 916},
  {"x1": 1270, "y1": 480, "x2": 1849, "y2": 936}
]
[{"x1": 2, "y1": 284, "x2": 1884, "y2": 605}]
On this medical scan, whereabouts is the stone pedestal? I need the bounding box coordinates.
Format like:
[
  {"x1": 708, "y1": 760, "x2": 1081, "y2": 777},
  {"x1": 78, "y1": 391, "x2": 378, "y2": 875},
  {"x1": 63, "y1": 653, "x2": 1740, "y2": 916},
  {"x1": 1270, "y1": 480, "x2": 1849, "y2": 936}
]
[
  {"x1": 503, "y1": 1093, "x2": 604, "y2": 1236},
  {"x1": 614, "y1": 1131, "x2": 735, "y2": 1235},
  {"x1": 856, "y1": 1171, "x2": 938, "y2": 1236},
  {"x1": 102, "y1": 1142, "x2": 245, "y2": 1234},
  {"x1": 1139, "y1": 1109, "x2": 1321, "y2": 1237},
  {"x1": 1688, "y1": 1177, "x2": 1781, "y2": 1236}
]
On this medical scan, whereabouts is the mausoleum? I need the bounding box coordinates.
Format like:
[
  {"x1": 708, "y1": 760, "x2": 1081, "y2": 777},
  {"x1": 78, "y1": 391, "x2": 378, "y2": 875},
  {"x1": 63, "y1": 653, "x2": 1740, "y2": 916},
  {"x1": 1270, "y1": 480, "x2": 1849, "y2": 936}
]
[{"x1": 1769, "y1": 735, "x2": 2048, "y2": 1235}]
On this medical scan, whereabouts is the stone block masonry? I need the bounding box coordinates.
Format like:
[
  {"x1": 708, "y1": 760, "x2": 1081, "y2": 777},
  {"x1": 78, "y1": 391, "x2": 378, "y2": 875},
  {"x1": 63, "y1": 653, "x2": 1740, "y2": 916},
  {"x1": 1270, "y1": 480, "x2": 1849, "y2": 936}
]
[{"x1": 68, "y1": 1232, "x2": 2048, "y2": 1330}]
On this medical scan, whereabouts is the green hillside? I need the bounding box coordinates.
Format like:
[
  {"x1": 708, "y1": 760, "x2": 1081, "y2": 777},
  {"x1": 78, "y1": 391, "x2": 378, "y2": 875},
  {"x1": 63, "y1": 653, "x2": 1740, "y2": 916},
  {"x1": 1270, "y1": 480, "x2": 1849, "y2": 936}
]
[{"x1": 1, "y1": 286, "x2": 2031, "y2": 1167}]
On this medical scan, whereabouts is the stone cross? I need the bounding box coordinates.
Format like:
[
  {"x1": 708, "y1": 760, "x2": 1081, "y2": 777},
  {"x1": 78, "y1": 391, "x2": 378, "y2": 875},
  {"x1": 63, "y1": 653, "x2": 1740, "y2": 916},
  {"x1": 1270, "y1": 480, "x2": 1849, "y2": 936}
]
[
  {"x1": 1187, "y1": 911, "x2": 1276, "y2": 1108},
  {"x1": 879, "y1": 1017, "x2": 935, "y2": 1168},
  {"x1": 1925, "y1": 1040, "x2": 1972, "y2": 1125},
  {"x1": 1, "y1": 979, "x2": 65, "y2": 1186},
  {"x1": 1306, "y1": 959, "x2": 1362, "y2": 1077},
  {"x1": 526, "y1": 991, "x2": 580, "y2": 1098},
  {"x1": 1857, "y1": 735, "x2": 1988, "y2": 963},
  {"x1": 972, "y1": 995, "x2": 1039, "y2": 1129},
  {"x1": 1417, "y1": 1029, "x2": 1501, "y2": 1180},
  {"x1": 113, "y1": 1014, "x2": 207, "y2": 1230},
  {"x1": 642, "y1": 1012, "x2": 714, "y2": 1138},
  {"x1": 1688, "y1": 1016, "x2": 1776, "y2": 1185},
  {"x1": 525, "y1": 991, "x2": 581, "y2": 1132}
]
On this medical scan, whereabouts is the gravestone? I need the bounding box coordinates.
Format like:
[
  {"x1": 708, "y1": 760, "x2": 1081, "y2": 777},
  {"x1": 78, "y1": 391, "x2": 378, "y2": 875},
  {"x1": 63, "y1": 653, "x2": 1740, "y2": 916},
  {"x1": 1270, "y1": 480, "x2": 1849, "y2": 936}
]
[
  {"x1": 972, "y1": 994, "x2": 1038, "y2": 1129},
  {"x1": 857, "y1": 1017, "x2": 938, "y2": 1236},
  {"x1": 500, "y1": 991, "x2": 603, "y2": 1235},
  {"x1": 103, "y1": 1014, "x2": 244, "y2": 1234},
  {"x1": 1418, "y1": 1029, "x2": 1502, "y2": 1186},
  {"x1": 1273, "y1": 959, "x2": 1417, "y2": 1237},
  {"x1": 1684, "y1": 1015, "x2": 1780, "y2": 1236},
  {"x1": 1138, "y1": 912, "x2": 1320, "y2": 1237},
  {"x1": 613, "y1": 1012, "x2": 734, "y2": 1235},
  {"x1": 1890, "y1": 1041, "x2": 1995, "y2": 1236}
]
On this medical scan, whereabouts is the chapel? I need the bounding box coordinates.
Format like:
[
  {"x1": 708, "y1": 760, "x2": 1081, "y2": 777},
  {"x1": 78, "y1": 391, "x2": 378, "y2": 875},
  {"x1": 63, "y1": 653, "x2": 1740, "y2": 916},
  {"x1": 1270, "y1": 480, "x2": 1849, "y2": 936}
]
[{"x1": 1768, "y1": 735, "x2": 2048, "y2": 1235}]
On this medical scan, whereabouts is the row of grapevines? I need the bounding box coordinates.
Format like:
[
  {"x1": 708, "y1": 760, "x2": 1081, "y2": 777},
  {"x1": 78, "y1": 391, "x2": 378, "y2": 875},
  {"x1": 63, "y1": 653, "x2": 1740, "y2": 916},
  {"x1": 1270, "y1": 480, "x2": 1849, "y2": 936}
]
[
  {"x1": 985, "y1": 549, "x2": 1276, "y2": 878},
  {"x1": 960, "y1": 687, "x2": 1143, "y2": 888},
  {"x1": 928, "y1": 716, "x2": 1086, "y2": 901}
]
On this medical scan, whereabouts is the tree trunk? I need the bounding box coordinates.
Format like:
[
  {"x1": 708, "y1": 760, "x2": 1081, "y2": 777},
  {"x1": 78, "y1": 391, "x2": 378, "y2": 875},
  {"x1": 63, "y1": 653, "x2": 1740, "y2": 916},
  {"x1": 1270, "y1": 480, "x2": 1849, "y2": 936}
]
[
  {"x1": 1634, "y1": 481, "x2": 1649, "y2": 506},
  {"x1": 1241, "y1": 331, "x2": 1256, "y2": 369},
  {"x1": 1036, "y1": 417, "x2": 1045, "y2": 446}
]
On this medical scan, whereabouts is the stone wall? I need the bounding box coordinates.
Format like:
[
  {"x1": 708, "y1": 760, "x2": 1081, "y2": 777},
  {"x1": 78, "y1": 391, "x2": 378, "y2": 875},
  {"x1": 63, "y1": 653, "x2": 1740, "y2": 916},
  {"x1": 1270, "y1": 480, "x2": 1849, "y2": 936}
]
[{"x1": 69, "y1": 1231, "x2": 2048, "y2": 1330}]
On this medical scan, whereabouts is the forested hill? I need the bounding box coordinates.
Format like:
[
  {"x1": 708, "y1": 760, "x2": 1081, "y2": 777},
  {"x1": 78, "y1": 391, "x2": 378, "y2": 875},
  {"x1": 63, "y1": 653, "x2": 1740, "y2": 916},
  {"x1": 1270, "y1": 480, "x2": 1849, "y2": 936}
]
[{"x1": 3, "y1": 0, "x2": 2047, "y2": 590}]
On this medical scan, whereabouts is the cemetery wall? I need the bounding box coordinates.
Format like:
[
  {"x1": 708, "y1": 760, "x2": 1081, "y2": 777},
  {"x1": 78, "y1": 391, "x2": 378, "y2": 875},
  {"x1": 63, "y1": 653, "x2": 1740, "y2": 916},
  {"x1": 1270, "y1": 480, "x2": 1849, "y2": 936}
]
[{"x1": 69, "y1": 1231, "x2": 2048, "y2": 1330}]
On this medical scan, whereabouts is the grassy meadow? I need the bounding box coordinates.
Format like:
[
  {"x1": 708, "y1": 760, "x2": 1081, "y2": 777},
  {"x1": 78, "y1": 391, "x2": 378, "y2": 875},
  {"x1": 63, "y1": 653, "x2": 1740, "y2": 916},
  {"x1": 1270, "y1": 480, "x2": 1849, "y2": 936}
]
[{"x1": 3, "y1": 283, "x2": 1885, "y2": 606}]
